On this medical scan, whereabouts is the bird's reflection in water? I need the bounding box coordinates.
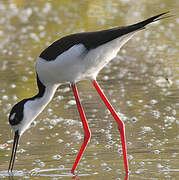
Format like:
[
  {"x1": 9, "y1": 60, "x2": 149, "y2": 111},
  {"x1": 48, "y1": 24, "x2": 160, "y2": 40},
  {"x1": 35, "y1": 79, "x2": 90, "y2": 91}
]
[
  {"x1": 72, "y1": 174, "x2": 80, "y2": 180},
  {"x1": 8, "y1": 172, "x2": 14, "y2": 180},
  {"x1": 72, "y1": 172, "x2": 129, "y2": 180}
]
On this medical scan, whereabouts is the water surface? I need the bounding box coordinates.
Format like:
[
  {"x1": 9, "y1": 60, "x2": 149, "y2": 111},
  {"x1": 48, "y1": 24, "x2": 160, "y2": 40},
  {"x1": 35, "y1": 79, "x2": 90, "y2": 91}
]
[{"x1": 0, "y1": 0, "x2": 179, "y2": 179}]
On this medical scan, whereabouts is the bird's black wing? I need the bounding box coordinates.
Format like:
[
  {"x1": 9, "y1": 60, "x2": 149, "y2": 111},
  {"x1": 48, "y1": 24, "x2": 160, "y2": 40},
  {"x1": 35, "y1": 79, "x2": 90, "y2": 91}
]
[{"x1": 39, "y1": 12, "x2": 169, "y2": 61}]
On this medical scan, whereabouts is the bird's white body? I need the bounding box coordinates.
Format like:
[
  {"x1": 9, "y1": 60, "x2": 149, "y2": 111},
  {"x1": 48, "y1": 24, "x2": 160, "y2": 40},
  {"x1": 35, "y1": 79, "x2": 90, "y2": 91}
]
[{"x1": 36, "y1": 32, "x2": 136, "y2": 85}]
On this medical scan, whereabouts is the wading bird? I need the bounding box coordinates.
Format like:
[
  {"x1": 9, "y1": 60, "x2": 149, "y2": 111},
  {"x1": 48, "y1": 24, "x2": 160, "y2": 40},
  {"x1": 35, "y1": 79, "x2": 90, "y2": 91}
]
[{"x1": 8, "y1": 12, "x2": 169, "y2": 174}]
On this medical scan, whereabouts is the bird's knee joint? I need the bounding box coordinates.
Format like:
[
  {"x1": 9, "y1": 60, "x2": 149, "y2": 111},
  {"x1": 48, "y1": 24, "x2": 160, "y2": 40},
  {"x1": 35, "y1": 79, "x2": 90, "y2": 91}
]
[
  {"x1": 118, "y1": 121, "x2": 125, "y2": 132},
  {"x1": 85, "y1": 129, "x2": 91, "y2": 140}
]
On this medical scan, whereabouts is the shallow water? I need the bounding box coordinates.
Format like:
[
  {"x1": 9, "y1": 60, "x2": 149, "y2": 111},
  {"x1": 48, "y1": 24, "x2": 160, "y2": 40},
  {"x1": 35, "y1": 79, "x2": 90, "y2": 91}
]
[{"x1": 0, "y1": 0, "x2": 179, "y2": 179}]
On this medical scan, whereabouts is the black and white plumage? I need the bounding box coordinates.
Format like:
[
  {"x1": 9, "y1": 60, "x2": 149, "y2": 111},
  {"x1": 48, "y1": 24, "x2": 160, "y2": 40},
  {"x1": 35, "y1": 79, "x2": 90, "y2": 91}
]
[{"x1": 8, "y1": 12, "x2": 169, "y2": 174}]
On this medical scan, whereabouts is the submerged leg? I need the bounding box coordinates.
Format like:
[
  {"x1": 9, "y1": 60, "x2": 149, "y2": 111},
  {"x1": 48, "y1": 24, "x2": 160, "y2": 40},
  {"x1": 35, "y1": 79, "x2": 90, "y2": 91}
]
[
  {"x1": 92, "y1": 80, "x2": 129, "y2": 173},
  {"x1": 71, "y1": 83, "x2": 91, "y2": 174}
]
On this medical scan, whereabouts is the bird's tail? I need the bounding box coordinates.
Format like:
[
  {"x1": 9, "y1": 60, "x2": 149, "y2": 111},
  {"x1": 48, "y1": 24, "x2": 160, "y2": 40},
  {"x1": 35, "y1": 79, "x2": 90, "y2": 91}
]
[
  {"x1": 129, "y1": 11, "x2": 171, "y2": 30},
  {"x1": 108, "y1": 11, "x2": 172, "y2": 38}
]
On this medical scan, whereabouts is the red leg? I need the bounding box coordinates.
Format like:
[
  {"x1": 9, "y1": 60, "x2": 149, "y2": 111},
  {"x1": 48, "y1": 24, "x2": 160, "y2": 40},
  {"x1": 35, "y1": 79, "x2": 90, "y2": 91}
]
[
  {"x1": 71, "y1": 83, "x2": 91, "y2": 174},
  {"x1": 92, "y1": 80, "x2": 129, "y2": 173}
]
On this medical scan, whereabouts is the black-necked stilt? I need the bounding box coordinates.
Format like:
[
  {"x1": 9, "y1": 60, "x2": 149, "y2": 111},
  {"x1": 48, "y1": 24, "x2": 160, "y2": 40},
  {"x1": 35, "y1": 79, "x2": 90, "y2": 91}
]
[{"x1": 8, "y1": 12, "x2": 169, "y2": 174}]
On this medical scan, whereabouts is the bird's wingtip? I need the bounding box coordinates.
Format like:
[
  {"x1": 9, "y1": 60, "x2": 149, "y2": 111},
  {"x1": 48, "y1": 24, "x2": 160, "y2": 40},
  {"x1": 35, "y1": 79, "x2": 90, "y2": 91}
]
[
  {"x1": 150, "y1": 11, "x2": 170, "y2": 22},
  {"x1": 153, "y1": 11, "x2": 173, "y2": 22},
  {"x1": 131, "y1": 11, "x2": 172, "y2": 29}
]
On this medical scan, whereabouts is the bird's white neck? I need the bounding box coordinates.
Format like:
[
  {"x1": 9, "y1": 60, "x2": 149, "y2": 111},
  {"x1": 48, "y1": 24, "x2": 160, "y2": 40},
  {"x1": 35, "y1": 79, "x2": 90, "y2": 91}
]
[
  {"x1": 25, "y1": 84, "x2": 58, "y2": 116},
  {"x1": 18, "y1": 82, "x2": 59, "y2": 135}
]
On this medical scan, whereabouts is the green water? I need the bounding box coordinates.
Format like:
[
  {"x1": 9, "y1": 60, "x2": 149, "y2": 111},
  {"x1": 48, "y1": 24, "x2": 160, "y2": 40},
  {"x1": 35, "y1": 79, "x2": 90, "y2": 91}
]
[{"x1": 0, "y1": 0, "x2": 178, "y2": 179}]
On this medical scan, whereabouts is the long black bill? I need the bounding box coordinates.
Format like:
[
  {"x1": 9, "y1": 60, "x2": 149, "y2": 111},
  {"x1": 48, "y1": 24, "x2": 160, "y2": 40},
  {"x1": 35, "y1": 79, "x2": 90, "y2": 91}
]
[{"x1": 8, "y1": 131, "x2": 19, "y2": 173}]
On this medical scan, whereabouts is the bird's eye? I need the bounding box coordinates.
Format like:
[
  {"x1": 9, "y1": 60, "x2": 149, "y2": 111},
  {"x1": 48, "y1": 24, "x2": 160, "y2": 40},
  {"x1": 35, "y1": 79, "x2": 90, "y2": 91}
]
[
  {"x1": 9, "y1": 113, "x2": 17, "y2": 124},
  {"x1": 9, "y1": 112, "x2": 20, "y2": 126},
  {"x1": 9, "y1": 113, "x2": 16, "y2": 121}
]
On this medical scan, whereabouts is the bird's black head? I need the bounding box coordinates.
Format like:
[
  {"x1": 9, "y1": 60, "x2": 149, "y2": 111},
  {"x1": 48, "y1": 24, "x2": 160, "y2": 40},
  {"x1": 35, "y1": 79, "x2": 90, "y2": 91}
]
[
  {"x1": 8, "y1": 99, "x2": 28, "y2": 173},
  {"x1": 9, "y1": 99, "x2": 27, "y2": 126}
]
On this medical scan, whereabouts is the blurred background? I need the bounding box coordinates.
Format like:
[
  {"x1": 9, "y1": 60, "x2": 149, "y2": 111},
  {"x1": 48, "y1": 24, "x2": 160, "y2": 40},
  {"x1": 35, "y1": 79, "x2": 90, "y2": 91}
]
[{"x1": 0, "y1": 0, "x2": 178, "y2": 179}]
